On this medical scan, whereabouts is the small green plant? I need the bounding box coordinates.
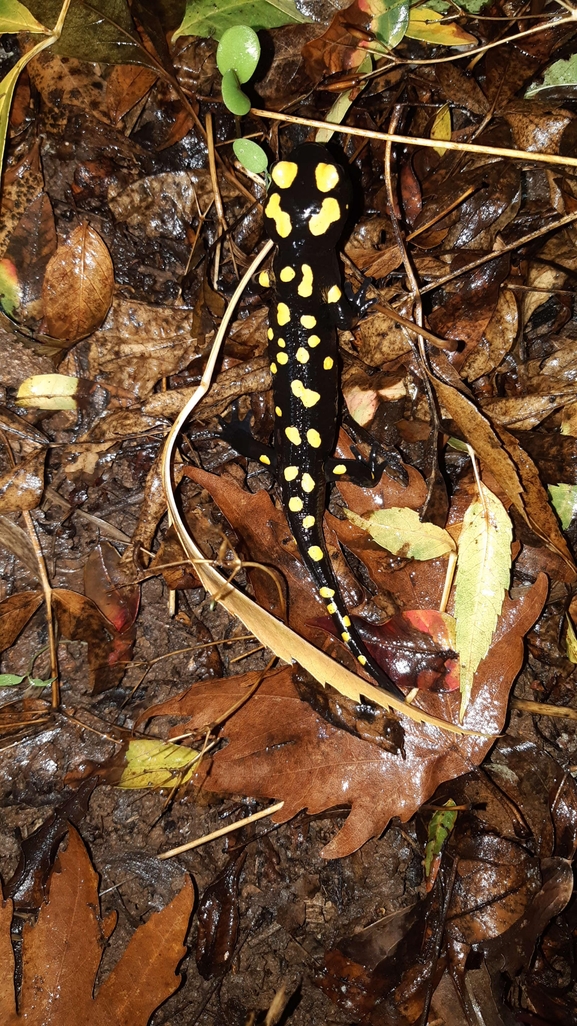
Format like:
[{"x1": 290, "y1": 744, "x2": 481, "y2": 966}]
[{"x1": 215, "y1": 25, "x2": 268, "y2": 173}]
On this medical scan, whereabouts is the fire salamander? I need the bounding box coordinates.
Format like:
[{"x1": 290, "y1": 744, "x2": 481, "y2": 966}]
[{"x1": 221, "y1": 143, "x2": 404, "y2": 702}]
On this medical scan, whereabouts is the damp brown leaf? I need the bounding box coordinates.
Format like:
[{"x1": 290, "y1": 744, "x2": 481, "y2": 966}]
[
  {"x1": 0, "y1": 826, "x2": 193, "y2": 1026},
  {"x1": 42, "y1": 223, "x2": 114, "y2": 343}
]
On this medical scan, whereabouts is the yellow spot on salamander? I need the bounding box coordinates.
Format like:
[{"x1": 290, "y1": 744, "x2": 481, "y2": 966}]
[
  {"x1": 267, "y1": 327, "x2": 274, "y2": 340},
  {"x1": 296, "y1": 347, "x2": 309, "y2": 363},
  {"x1": 277, "y1": 337, "x2": 286, "y2": 348},
  {"x1": 327, "y1": 285, "x2": 342, "y2": 303},
  {"x1": 323, "y1": 357, "x2": 334, "y2": 370},
  {"x1": 301, "y1": 473, "x2": 315, "y2": 493},
  {"x1": 259, "y1": 454, "x2": 271, "y2": 465},
  {"x1": 327, "y1": 602, "x2": 337, "y2": 614},
  {"x1": 341, "y1": 631, "x2": 351, "y2": 643},
  {"x1": 264, "y1": 193, "x2": 292, "y2": 238},
  {"x1": 342, "y1": 615, "x2": 351, "y2": 627},
  {"x1": 308, "y1": 546, "x2": 324, "y2": 562},
  {"x1": 284, "y1": 466, "x2": 298, "y2": 481},
  {"x1": 270, "y1": 362, "x2": 277, "y2": 374},
  {"x1": 285, "y1": 426, "x2": 301, "y2": 445},
  {"x1": 280, "y1": 266, "x2": 295, "y2": 282},
  {"x1": 315, "y1": 162, "x2": 339, "y2": 193},
  {"x1": 357, "y1": 654, "x2": 367, "y2": 666},
  {"x1": 291, "y1": 379, "x2": 320, "y2": 408},
  {"x1": 272, "y1": 161, "x2": 298, "y2": 189},
  {"x1": 277, "y1": 352, "x2": 288, "y2": 365},
  {"x1": 308, "y1": 335, "x2": 320, "y2": 348},
  {"x1": 259, "y1": 271, "x2": 270, "y2": 288},
  {"x1": 309, "y1": 197, "x2": 341, "y2": 236},
  {"x1": 275, "y1": 406, "x2": 282, "y2": 417},
  {"x1": 307, "y1": 429, "x2": 321, "y2": 447},
  {"x1": 301, "y1": 314, "x2": 316, "y2": 328},
  {"x1": 277, "y1": 303, "x2": 290, "y2": 326},
  {"x1": 289, "y1": 496, "x2": 303, "y2": 512},
  {"x1": 319, "y1": 586, "x2": 335, "y2": 598},
  {"x1": 298, "y1": 264, "x2": 313, "y2": 298},
  {"x1": 303, "y1": 515, "x2": 315, "y2": 528},
  {"x1": 333, "y1": 464, "x2": 347, "y2": 475}
]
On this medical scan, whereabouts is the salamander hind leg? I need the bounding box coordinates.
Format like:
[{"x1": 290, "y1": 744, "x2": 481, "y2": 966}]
[
  {"x1": 325, "y1": 444, "x2": 387, "y2": 487},
  {"x1": 218, "y1": 402, "x2": 277, "y2": 470}
]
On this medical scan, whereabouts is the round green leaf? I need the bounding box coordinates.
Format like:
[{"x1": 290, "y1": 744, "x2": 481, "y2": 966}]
[
  {"x1": 216, "y1": 26, "x2": 260, "y2": 83},
  {"x1": 232, "y1": 138, "x2": 268, "y2": 173},
  {"x1": 221, "y1": 68, "x2": 251, "y2": 116}
]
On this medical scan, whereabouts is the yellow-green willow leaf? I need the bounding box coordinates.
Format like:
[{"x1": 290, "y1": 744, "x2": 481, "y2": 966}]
[
  {"x1": 454, "y1": 483, "x2": 512, "y2": 719},
  {"x1": 117, "y1": 739, "x2": 201, "y2": 789},
  {"x1": 345, "y1": 506, "x2": 456, "y2": 560},
  {"x1": 565, "y1": 614, "x2": 577, "y2": 664}
]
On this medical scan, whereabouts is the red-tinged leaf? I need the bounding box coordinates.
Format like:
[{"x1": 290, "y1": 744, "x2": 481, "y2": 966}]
[
  {"x1": 144, "y1": 576, "x2": 546, "y2": 859},
  {"x1": 0, "y1": 591, "x2": 44, "y2": 652},
  {"x1": 2, "y1": 826, "x2": 194, "y2": 1026},
  {"x1": 0, "y1": 448, "x2": 46, "y2": 513},
  {"x1": 312, "y1": 610, "x2": 458, "y2": 692},
  {"x1": 42, "y1": 223, "x2": 114, "y2": 343},
  {"x1": 51, "y1": 589, "x2": 132, "y2": 694},
  {"x1": 84, "y1": 542, "x2": 140, "y2": 633}
]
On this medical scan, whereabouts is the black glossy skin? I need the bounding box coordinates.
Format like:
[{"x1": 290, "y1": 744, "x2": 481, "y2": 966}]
[{"x1": 223, "y1": 143, "x2": 404, "y2": 702}]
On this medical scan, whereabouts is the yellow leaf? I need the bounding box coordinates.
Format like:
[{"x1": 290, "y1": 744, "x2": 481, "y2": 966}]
[
  {"x1": 431, "y1": 102, "x2": 451, "y2": 157},
  {"x1": 406, "y1": 9, "x2": 477, "y2": 47},
  {"x1": 17, "y1": 373, "x2": 80, "y2": 411},
  {"x1": 345, "y1": 506, "x2": 456, "y2": 560},
  {"x1": 117, "y1": 739, "x2": 202, "y2": 789},
  {"x1": 566, "y1": 615, "x2": 577, "y2": 664},
  {"x1": 0, "y1": 0, "x2": 49, "y2": 34},
  {"x1": 454, "y1": 483, "x2": 512, "y2": 718}
]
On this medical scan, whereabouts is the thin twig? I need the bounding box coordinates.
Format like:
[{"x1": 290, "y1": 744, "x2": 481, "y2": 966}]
[{"x1": 159, "y1": 801, "x2": 285, "y2": 858}]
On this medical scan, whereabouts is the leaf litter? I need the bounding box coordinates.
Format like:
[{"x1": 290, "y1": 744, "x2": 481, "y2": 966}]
[{"x1": 1, "y1": 0, "x2": 577, "y2": 1023}]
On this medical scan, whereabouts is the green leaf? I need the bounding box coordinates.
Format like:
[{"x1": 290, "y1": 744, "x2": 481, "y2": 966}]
[
  {"x1": 221, "y1": 68, "x2": 250, "y2": 115},
  {"x1": 117, "y1": 739, "x2": 202, "y2": 789},
  {"x1": 0, "y1": 0, "x2": 49, "y2": 33},
  {"x1": 372, "y1": 0, "x2": 410, "y2": 50},
  {"x1": 0, "y1": 258, "x2": 20, "y2": 315},
  {"x1": 344, "y1": 506, "x2": 456, "y2": 560},
  {"x1": 0, "y1": 673, "x2": 26, "y2": 686},
  {"x1": 548, "y1": 483, "x2": 577, "y2": 531},
  {"x1": 232, "y1": 138, "x2": 268, "y2": 173},
  {"x1": 526, "y1": 53, "x2": 577, "y2": 99},
  {"x1": 172, "y1": 0, "x2": 308, "y2": 42},
  {"x1": 216, "y1": 24, "x2": 260, "y2": 82},
  {"x1": 29, "y1": 675, "x2": 55, "y2": 687},
  {"x1": 454, "y1": 483, "x2": 512, "y2": 719},
  {"x1": 405, "y1": 8, "x2": 476, "y2": 46},
  {"x1": 424, "y1": 799, "x2": 458, "y2": 876}
]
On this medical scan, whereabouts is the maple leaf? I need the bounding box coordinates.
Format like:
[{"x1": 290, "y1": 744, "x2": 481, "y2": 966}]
[
  {"x1": 144, "y1": 573, "x2": 546, "y2": 859},
  {"x1": 0, "y1": 826, "x2": 193, "y2": 1026}
]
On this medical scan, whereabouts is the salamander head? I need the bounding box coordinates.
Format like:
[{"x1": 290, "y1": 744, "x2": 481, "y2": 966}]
[{"x1": 264, "y1": 143, "x2": 351, "y2": 247}]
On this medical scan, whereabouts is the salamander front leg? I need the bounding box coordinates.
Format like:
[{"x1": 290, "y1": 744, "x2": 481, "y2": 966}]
[{"x1": 218, "y1": 402, "x2": 277, "y2": 470}]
